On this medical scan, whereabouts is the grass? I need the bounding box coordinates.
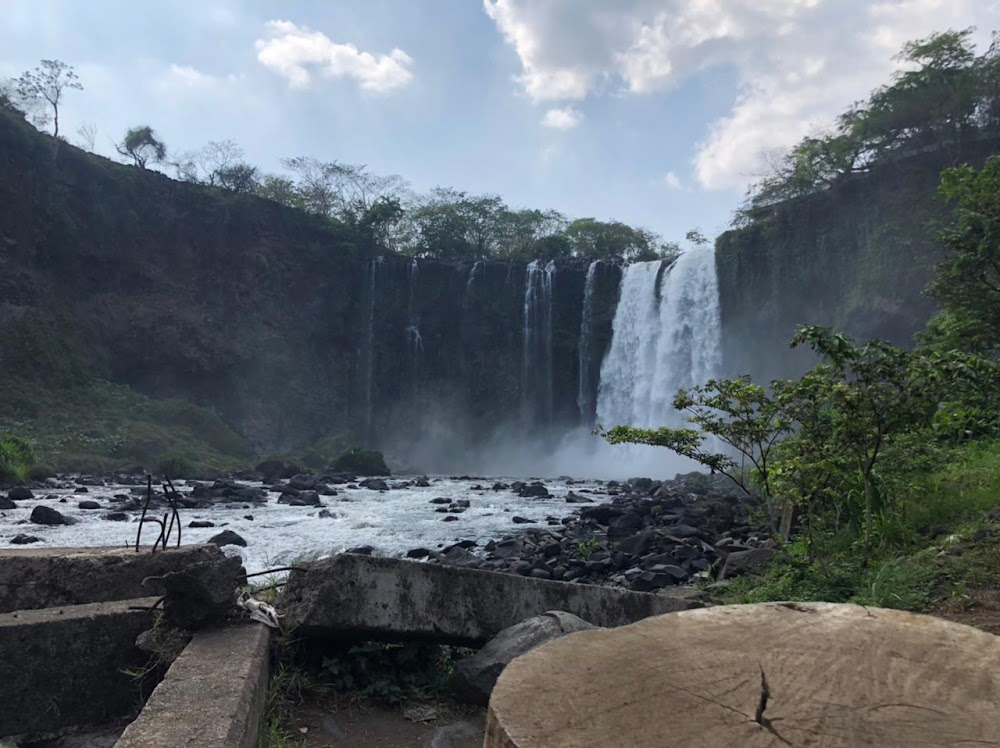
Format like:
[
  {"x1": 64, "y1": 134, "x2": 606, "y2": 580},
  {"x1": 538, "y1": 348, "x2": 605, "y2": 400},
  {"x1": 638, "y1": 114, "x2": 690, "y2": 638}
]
[
  {"x1": 713, "y1": 439, "x2": 1000, "y2": 617},
  {"x1": 0, "y1": 376, "x2": 254, "y2": 475}
]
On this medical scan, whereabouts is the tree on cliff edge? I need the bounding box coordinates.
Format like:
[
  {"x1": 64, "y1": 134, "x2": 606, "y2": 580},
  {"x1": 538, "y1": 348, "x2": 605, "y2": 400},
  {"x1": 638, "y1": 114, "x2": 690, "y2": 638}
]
[
  {"x1": 116, "y1": 126, "x2": 167, "y2": 169},
  {"x1": 12, "y1": 59, "x2": 82, "y2": 139}
]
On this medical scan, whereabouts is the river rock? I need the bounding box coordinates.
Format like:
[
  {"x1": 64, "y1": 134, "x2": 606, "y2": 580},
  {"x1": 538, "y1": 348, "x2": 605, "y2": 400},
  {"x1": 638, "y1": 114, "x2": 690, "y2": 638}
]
[
  {"x1": 104, "y1": 512, "x2": 129, "y2": 522},
  {"x1": 451, "y1": 611, "x2": 597, "y2": 705},
  {"x1": 0, "y1": 498, "x2": 15, "y2": 510},
  {"x1": 10, "y1": 534, "x2": 41, "y2": 544},
  {"x1": 30, "y1": 506, "x2": 69, "y2": 525},
  {"x1": 359, "y1": 478, "x2": 389, "y2": 491},
  {"x1": 7, "y1": 487, "x2": 33, "y2": 501},
  {"x1": 78, "y1": 500, "x2": 101, "y2": 510},
  {"x1": 188, "y1": 520, "x2": 215, "y2": 528},
  {"x1": 208, "y1": 530, "x2": 247, "y2": 548}
]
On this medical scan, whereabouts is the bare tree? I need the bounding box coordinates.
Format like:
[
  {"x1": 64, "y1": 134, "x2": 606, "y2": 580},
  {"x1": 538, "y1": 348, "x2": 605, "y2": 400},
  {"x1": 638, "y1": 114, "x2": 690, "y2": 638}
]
[
  {"x1": 14, "y1": 60, "x2": 82, "y2": 138},
  {"x1": 76, "y1": 122, "x2": 97, "y2": 152}
]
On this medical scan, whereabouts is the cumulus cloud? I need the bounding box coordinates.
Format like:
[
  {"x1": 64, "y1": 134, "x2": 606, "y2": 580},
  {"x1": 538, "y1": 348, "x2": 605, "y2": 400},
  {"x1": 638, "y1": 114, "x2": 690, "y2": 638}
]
[
  {"x1": 542, "y1": 106, "x2": 583, "y2": 129},
  {"x1": 255, "y1": 20, "x2": 414, "y2": 93},
  {"x1": 483, "y1": 0, "x2": 997, "y2": 190}
]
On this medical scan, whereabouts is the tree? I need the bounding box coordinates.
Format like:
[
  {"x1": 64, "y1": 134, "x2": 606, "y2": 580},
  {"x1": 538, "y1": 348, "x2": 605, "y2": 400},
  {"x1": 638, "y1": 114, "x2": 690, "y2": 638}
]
[
  {"x1": 13, "y1": 59, "x2": 82, "y2": 139},
  {"x1": 564, "y1": 218, "x2": 663, "y2": 261},
  {"x1": 116, "y1": 126, "x2": 167, "y2": 169},
  {"x1": 256, "y1": 174, "x2": 303, "y2": 210},
  {"x1": 926, "y1": 157, "x2": 1000, "y2": 352},
  {"x1": 281, "y1": 156, "x2": 407, "y2": 222},
  {"x1": 76, "y1": 122, "x2": 97, "y2": 152},
  {"x1": 215, "y1": 162, "x2": 259, "y2": 193}
]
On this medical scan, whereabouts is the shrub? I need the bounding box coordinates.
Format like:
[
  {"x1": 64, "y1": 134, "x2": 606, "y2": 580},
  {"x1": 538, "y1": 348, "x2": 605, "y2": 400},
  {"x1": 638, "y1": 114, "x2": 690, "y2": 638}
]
[
  {"x1": 0, "y1": 434, "x2": 36, "y2": 483},
  {"x1": 329, "y1": 448, "x2": 389, "y2": 476},
  {"x1": 157, "y1": 453, "x2": 194, "y2": 480}
]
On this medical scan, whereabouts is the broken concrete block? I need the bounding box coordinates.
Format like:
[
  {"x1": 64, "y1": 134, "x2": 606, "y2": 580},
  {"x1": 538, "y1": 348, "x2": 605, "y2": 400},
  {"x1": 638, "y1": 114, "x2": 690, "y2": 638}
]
[
  {"x1": 0, "y1": 545, "x2": 226, "y2": 613},
  {"x1": 0, "y1": 597, "x2": 159, "y2": 740},
  {"x1": 142, "y1": 556, "x2": 245, "y2": 630},
  {"x1": 115, "y1": 624, "x2": 271, "y2": 748},
  {"x1": 279, "y1": 553, "x2": 690, "y2": 645}
]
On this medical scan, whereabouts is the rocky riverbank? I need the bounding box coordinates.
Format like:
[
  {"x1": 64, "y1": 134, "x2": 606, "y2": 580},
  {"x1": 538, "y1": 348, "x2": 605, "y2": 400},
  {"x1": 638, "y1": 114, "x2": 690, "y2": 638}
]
[{"x1": 1, "y1": 469, "x2": 771, "y2": 585}]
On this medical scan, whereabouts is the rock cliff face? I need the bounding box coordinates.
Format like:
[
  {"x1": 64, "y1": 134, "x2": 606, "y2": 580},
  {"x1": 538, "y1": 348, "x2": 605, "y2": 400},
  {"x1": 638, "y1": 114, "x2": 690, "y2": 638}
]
[
  {"x1": 715, "y1": 136, "x2": 1000, "y2": 381},
  {"x1": 0, "y1": 111, "x2": 621, "y2": 459}
]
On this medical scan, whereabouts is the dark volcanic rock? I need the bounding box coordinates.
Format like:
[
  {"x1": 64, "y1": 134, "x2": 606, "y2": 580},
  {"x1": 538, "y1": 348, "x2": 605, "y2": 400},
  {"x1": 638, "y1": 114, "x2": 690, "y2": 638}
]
[
  {"x1": 512, "y1": 516, "x2": 535, "y2": 524},
  {"x1": 720, "y1": 548, "x2": 777, "y2": 580},
  {"x1": 0, "y1": 498, "x2": 15, "y2": 510},
  {"x1": 255, "y1": 458, "x2": 301, "y2": 481},
  {"x1": 188, "y1": 520, "x2": 215, "y2": 528},
  {"x1": 30, "y1": 506, "x2": 68, "y2": 525},
  {"x1": 104, "y1": 512, "x2": 129, "y2": 522},
  {"x1": 10, "y1": 534, "x2": 41, "y2": 544},
  {"x1": 78, "y1": 500, "x2": 101, "y2": 510},
  {"x1": 359, "y1": 478, "x2": 389, "y2": 491},
  {"x1": 208, "y1": 530, "x2": 247, "y2": 548},
  {"x1": 7, "y1": 487, "x2": 33, "y2": 501}
]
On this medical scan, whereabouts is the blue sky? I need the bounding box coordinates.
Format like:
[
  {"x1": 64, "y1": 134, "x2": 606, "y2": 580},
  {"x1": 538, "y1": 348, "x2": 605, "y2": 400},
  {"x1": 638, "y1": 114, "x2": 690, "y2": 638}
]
[{"x1": 2, "y1": 0, "x2": 998, "y2": 243}]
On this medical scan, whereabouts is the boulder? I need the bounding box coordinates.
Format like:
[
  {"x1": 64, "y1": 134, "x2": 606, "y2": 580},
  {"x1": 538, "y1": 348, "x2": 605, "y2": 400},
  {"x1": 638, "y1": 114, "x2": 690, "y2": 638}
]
[
  {"x1": 255, "y1": 457, "x2": 301, "y2": 481},
  {"x1": 30, "y1": 505, "x2": 68, "y2": 525},
  {"x1": 10, "y1": 534, "x2": 41, "y2": 545},
  {"x1": 719, "y1": 547, "x2": 777, "y2": 580},
  {"x1": 78, "y1": 500, "x2": 101, "y2": 510},
  {"x1": 359, "y1": 478, "x2": 389, "y2": 491},
  {"x1": 207, "y1": 530, "x2": 247, "y2": 548},
  {"x1": 452, "y1": 611, "x2": 596, "y2": 705},
  {"x1": 0, "y1": 498, "x2": 15, "y2": 510},
  {"x1": 188, "y1": 520, "x2": 215, "y2": 528},
  {"x1": 7, "y1": 487, "x2": 33, "y2": 501},
  {"x1": 104, "y1": 512, "x2": 129, "y2": 522}
]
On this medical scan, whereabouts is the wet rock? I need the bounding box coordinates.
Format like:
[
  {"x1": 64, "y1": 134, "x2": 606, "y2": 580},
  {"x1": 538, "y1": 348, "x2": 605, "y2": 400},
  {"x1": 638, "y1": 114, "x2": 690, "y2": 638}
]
[
  {"x1": 207, "y1": 530, "x2": 247, "y2": 548},
  {"x1": 317, "y1": 509, "x2": 336, "y2": 519},
  {"x1": 359, "y1": 478, "x2": 389, "y2": 491},
  {"x1": 255, "y1": 457, "x2": 301, "y2": 481},
  {"x1": 78, "y1": 500, "x2": 101, "y2": 510},
  {"x1": 10, "y1": 534, "x2": 41, "y2": 544},
  {"x1": 30, "y1": 506, "x2": 69, "y2": 525},
  {"x1": 0, "y1": 498, "x2": 15, "y2": 510},
  {"x1": 7, "y1": 487, "x2": 33, "y2": 501},
  {"x1": 414, "y1": 477, "x2": 431, "y2": 487},
  {"x1": 443, "y1": 515, "x2": 460, "y2": 522},
  {"x1": 430, "y1": 497, "x2": 452, "y2": 504},
  {"x1": 73, "y1": 487, "x2": 90, "y2": 494},
  {"x1": 512, "y1": 516, "x2": 535, "y2": 524},
  {"x1": 347, "y1": 545, "x2": 375, "y2": 555},
  {"x1": 565, "y1": 492, "x2": 593, "y2": 504},
  {"x1": 407, "y1": 548, "x2": 432, "y2": 559},
  {"x1": 104, "y1": 512, "x2": 129, "y2": 522},
  {"x1": 188, "y1": 520, "x2": 215, "y2": 528},
  {"x1": 516, "y1": 482, "x2": 551, "y2": 499}
]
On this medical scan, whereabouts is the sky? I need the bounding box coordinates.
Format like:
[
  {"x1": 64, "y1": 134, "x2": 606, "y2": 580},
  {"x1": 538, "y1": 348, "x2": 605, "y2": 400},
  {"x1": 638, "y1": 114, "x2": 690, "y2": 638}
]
[{"x1": 1, "y1": 0, "x2": 999, "y2": 243}]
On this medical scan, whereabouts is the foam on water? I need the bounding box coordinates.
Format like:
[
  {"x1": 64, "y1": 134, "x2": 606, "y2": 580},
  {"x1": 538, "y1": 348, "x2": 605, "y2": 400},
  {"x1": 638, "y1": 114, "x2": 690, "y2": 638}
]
[{"x1": 0, "y1": 476, "x2": 609, "y2": 574}]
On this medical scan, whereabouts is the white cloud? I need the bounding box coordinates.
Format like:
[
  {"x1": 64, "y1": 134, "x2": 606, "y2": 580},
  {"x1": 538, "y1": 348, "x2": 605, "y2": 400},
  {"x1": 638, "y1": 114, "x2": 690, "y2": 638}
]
[
  {"x1": 255, "y1": 20, "x2": 414, "y2": 93},
  {"x1": 664, "y1": 171, "x2": 682, "y2": 190},
  {"x1": 542, "y1": 106, "x2": 583, "y2": 129},
  {"x1": 484, "y1": 0, "x2": 998, "y2": 190}
]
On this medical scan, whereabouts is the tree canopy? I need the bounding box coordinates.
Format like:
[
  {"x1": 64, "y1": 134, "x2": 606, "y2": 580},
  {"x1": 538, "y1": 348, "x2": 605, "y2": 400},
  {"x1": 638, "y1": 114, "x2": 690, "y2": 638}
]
[{"x1": 745, "y1": 29, "x2": 1000, "y2": 214}]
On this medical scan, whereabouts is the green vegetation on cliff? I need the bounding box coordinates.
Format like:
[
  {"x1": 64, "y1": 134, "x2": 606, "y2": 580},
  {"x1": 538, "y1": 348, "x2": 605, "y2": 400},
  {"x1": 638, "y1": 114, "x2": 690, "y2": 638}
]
[{"x1": 0, "y1": 378, "x2": 253, "y2": 475}]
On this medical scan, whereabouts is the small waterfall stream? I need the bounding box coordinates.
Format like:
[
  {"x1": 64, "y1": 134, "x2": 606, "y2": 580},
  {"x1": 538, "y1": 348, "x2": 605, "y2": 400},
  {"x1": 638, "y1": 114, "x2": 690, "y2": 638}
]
[
  {"x1": 405, "y1": 258, "x2": 423, "y2": 398},
  {"x1": 577, "y1": 261, "x2": 600, "y2": 424},
  {"x1": 521, "y1": 260, "x2": 556, "y2": 428},
  {"x1": 361, "y1": 256, "x2": 383, "y2": 445}
]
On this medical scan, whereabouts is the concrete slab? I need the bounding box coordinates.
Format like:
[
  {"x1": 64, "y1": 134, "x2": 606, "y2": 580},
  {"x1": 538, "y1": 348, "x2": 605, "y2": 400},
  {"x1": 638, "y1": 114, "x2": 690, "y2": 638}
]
[
  {"x1": 0, "y1": 597, "x2": 159, "y2": 740},
  {"x1": 0, "y1": 545, "x2": 226, "y2": 613},
  {"x1": 279, "y1": 553, "x2": 691, "y2": 645},
  {"x1": 114, "y1": 623, "x2": 270, "y2": 748}
]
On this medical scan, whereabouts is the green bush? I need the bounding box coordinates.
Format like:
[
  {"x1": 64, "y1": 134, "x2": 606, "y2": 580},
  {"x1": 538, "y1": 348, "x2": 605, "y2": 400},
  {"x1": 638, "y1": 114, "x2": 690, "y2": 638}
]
[
  {"x1": 158, "y1": 453, "x2": 194, "y2": 480},
  {"x1": 329, "y1": 448, "x2": 389, "y2": 476},
  {"x1": 0, "y1": 434, "x2": 36, "y2": 484}
]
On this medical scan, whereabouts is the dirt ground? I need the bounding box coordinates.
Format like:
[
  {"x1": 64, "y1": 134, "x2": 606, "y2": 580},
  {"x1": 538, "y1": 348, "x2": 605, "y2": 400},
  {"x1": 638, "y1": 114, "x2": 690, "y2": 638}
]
[{"x1": 290, "y1": 699, "x2": 485, "y2": 748}]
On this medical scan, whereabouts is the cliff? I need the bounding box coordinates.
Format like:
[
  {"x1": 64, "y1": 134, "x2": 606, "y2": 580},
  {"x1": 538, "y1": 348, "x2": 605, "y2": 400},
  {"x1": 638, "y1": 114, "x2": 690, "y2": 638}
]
[
  {"x1": 715, "y1": 136, "x2": 1000, "y2": 381},
  {"x1": 0, "y1": 111, "x2": 618, "y2": 466}
]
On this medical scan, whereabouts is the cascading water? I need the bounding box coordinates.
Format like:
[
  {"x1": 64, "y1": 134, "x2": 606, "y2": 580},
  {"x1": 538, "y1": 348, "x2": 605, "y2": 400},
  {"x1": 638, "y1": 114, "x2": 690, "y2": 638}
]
[
  {"x1": 464, "y1": 260, "x2": 484, "y2": 306},
  {"x1": 596, "y1": 246, "x2": 721, "y2": 430},
  {"x1": 361, "y1": 256, "x2": 383, "y2": 446},
  {"x1": 577, "y1": 261, "x2": 599, "y2": 424},
  {"x1": 522, "y1": 260, "x2": 556, "y2": 428},
  {"x1": 405, "y1": 258, "x2": 423, "y2": 398}
]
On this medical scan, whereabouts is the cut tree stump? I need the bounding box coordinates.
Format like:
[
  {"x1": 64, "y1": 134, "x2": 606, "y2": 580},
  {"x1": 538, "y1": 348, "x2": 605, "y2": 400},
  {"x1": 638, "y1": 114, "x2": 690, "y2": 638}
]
[{"x1": 485, "y1": 602, "x2": 1000, "y2": 747}]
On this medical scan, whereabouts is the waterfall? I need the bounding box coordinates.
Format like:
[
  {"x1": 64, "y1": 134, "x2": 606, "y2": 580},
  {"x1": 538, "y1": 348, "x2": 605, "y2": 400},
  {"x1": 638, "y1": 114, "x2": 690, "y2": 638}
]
[
  {"x1": 521, "y1": 260, "x2": 556, "y2": 428},
  {"x1": 596, "y1": 247, "x2": 721, "y2": 430},
  {"x1": 577, "y1": 261, "x2": 599, "y2": 424},
  {"x1": 361, "y1": 256, "x2": 383, "y2": 445},
  {"x1": 464, "y1": 260, "x2": 484, "y2": 306},
  {"x1": 405, "y1": 258, "x2": 423, "y2": 397}
]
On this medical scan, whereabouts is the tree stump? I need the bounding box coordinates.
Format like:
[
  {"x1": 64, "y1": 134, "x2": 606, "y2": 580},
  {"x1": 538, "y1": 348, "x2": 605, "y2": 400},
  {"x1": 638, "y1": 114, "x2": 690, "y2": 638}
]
[{"x1": 485, "y1": 602, "x2": 1000, "y2": 747}]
